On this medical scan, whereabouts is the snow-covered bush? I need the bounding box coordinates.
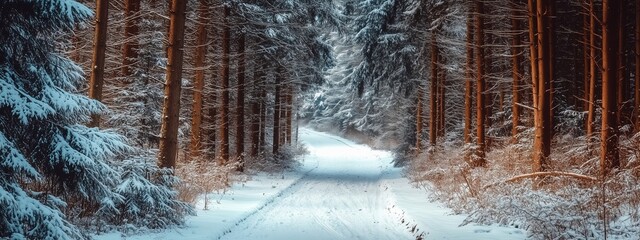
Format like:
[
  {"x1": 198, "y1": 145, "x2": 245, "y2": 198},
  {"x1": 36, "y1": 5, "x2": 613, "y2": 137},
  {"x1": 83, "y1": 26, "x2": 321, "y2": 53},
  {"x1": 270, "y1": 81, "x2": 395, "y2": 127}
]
[
  {"x1": 409, "y1": 129, "x2": 640, "y2": 239},
  {"x1": 97, "y1": 156, "x2": 194, "y2": 231}
]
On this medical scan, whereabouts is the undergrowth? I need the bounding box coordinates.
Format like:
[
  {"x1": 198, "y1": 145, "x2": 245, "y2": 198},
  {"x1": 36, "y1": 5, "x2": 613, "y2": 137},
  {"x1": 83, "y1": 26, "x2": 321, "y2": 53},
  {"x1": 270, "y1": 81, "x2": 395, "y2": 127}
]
[{"x1": 408, "y1": 129, "x2": 640, "y2": 239}]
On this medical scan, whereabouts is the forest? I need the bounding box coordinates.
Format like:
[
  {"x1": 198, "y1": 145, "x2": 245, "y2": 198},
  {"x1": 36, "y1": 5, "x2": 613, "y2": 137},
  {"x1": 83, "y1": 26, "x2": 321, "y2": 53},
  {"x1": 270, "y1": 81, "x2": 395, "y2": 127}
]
[{"x1": 1, "y1": 0, "x2": 640, "y2": 239}]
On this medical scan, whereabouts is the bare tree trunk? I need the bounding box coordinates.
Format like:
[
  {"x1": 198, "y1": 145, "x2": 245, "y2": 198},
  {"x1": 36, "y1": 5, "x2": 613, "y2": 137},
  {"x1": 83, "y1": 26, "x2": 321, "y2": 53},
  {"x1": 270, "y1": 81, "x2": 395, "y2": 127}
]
[
  {"x1": 583, "y1": 8, "x2": 590, "y2": 112},
  {"x1": 88, "y1": 0, "x2": 109, "y2": 127},
  {"x1": 601, "y1": 0, "x2": 621, "y2": 176},
  {"x1": 439, "y1": 61, "x2": 446, "y2": 138},
  {"x1": 547, "y1": 1, "x2": 555, "y2": 137},
  {"x1": 273, "y1": 66, "x2": 282, "y2": 155},
  {"x1": 511, "y1": 1, "x2": 522, "y2": 142},
  {"x1": 474, "y1": 0, "x2": 486, "y2": 167},
  {"x1": 158, "y1": 0, "x2": 188, "y2": 169},
  {"x1": 235, "y1": 31, "x2": 246, "y2": 171},
  {"x1": 190, "y1": 0, "x2": 209, "y2": 159},
  {"x1": 532, "y1": 0, "x2": 552, "y2": 173},
  {"x1": 122, "y1": 0, "x2": 140, "y2": 77},
  {"x1": 250, "y1": 60, "x2": 263, "y2": 157},
  {"x1": 464, "y1": 11, "x2": 474, "y2": 144},
  {"x1": 219, "y1": 5, "x2": 231, "y2": 164},
  {"x1": 587, "y1": 0, "x2": 597, "y2": 139},
  {"x1": 429, "y1": 35, "x2": 439, "y2": 147},
  {"x1": 616, "y1": 2, "x2": 626, "y2": 128},
  {"x1": 636, "y1": 0, "x2": 640, "y2": 131},
  {"x1": 259, "y1": 87, "x2": 267, "y2": 150}
]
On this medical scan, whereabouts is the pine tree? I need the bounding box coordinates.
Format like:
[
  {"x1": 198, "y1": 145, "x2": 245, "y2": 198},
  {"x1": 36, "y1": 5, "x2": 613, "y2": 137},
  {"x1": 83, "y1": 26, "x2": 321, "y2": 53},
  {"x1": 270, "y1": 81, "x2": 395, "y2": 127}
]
[{"x1": 0, "y1": 1, "x2": 129, "y2": 238}]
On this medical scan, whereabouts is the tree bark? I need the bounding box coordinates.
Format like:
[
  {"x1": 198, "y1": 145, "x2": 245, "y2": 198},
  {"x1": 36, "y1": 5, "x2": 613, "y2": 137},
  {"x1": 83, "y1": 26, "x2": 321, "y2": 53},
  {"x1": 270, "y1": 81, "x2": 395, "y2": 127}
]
[
  {"x1": 122, "y1": 0, "x2": 140, "y2": 77},
  {"x1": 474, "y1": 0, "x2": 486, "y2": 167},
  {"x1": 250, "y1": 59, "x2": 263, "y2": 157},
  {"x1": 636, "y1": 0, "x2": 640, "y2": 131},
  {"x1": 235, "y1": 31, "x2": 246, "y2": 171},
  {"x1": 601, "y1": 0, "x2": 621, "y2": 176},
  {"x1": 429, "y1": 35, "x2": 439, "y2": 147},
  {"x1": 511, "y1": 3, "x2": 522, "y2": 141},
  {"x1": 438, "y1": 59, "x2": 446, "y2": 138},
  {"x1": 158, "y1": 0, "x2": 188, "y2": 169},
  {"x1": 273, "y1": 65, "x2": 283, "y2": 155},
  {"x1": 88, "y1": 0, "x2": 109, "y2": 127},
  {"x1": 190, "y1": 0, "x2": 209, "y2": 159},
  {"x1": 219, "y1": 5, "x2": 231, "y2": 164},
  {"x1": 583, "y1": 8, "x2": 590, "y2": 112},
  {"x1": 587, "y1": 0, "x2": 597, "y2": 139},
  {"x1": 532, "y1": 0, "x2": 551, "y2": 173},
  {"x1": 464, "y1": 11, "x2": 474, "y2": 144}
]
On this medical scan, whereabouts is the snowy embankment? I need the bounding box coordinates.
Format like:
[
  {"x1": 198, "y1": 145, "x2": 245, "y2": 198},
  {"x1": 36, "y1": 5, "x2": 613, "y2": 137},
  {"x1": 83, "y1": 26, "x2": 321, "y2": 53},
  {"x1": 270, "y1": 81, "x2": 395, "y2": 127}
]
[{"x1": 96, "y1": 128, "x2": 525, "y2": 240}]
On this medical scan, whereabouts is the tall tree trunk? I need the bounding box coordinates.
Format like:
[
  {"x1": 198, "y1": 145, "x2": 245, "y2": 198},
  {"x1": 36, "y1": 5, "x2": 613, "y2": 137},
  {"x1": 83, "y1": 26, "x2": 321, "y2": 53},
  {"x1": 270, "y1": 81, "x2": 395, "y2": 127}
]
[
  {"x1": 532, "y1": 0, "x2": 552, "y2": 173},
  {"x1": 474, "y1": 0, "x2": 486, "y2": 167},
  {"x1": 464, "y1": 11, "x2": 474, "y2": 144},
  {"x1": 547, "y1": 1, "x2": 555, "y2": 137},
  {"x1": 616, "y1": 2, "x2": 625, "y2": 128},
  {"x1": 88, "y1": 0, "x2": 109, "y2": 127},
  {"x1": 601, "y1": 0, "x2": 621, "y2": 176},
  {"x1": 587, "y1": 0, "x2": 597, "y2": 139},
  {"x1": 259, "y1": 87, "x2": 267, "y2": 150},
  {"x1": 273, "y1": 66, "x2": 282, "y2": 155},
  {"x1": 636, "y1": 0, "x2": 640, "y2": 131},
  {"x1": 511, "y1": 2, "x2": 522, "y2": 142},
  {"x1": 219, "y1": 5, "x2": 231, "y2": 164},
  {"x1": 190, "y1": 0, "x2": 209, "y2": 159},
  {"x1": 122, "y1": 0, "x2": 140, "y2": 77},
  {"x1": 429, "y1": 36, "x2": 439, "y2": 147},
  {"x1": 439, "y1": 61, "x2": 446, "y2": 138},
  {"x1": 583, "y1": 8, "x2": 590, "y2": 112},
  {"x1": 250, "y1": 59, "x2": 263, "y2": 157},
  {"x1": 235, "y1": 31, "x2": 246, "y2": 171},
  {"x1": 158, "y1": 0, "x2": 188, "y2": 169}
]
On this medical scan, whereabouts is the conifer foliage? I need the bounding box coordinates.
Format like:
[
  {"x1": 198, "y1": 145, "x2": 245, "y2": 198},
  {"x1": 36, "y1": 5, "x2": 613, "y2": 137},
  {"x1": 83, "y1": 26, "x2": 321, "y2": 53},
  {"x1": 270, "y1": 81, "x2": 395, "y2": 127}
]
[{"x1": 0, "y1": 0, "x2": 129, "y2": 238}]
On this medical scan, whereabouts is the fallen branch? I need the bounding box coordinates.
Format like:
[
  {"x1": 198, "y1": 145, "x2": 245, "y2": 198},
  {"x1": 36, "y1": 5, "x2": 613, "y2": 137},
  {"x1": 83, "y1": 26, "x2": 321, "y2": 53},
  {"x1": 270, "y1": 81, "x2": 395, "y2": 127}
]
[{"x1": 483, "y1": 171, "x2": 598, "y2": 190}]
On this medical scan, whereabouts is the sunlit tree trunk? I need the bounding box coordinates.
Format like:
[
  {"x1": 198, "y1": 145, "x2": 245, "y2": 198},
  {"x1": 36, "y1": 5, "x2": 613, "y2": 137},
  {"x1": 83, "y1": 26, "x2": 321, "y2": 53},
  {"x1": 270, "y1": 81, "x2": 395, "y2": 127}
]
[
  {"x1": 587, "y1": 0, "x2": 597, "y2": 139},
  {"x1": 122, "y1": 0, "x2": 140, "y2": 77},
  {"x1": 601, "y1": 0, "x2": 621, "y2": 176},
  {"x1": 531, "y1": 0, "x2": 552, "y2": 173},
  {"x1": 158, "y1": 0, "x2": 188, "y2": 169},
  {"x1": 190, "y1": 0, "x2": 209, "y2": 159},
  {"x1": 474, "y1": 0, "x2": 486, "y2": 167},
  {"x1": 88, "y1": 0, "x2": 109, "y2": 127}
]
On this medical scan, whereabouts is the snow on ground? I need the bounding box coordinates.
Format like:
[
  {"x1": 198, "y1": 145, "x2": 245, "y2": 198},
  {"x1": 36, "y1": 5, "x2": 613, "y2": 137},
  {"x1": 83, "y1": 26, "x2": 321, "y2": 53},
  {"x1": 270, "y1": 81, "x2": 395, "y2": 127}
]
[{"x1": 95, "y1": 128, "x2": 525, "y2": 240}]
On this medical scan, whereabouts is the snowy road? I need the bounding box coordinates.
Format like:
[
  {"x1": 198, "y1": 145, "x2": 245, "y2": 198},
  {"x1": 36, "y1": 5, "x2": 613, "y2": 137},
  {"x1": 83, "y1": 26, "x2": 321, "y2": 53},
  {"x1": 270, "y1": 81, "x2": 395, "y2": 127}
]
[{"x1": 219, "y1": 129, "x2": 415, "y2": 240}]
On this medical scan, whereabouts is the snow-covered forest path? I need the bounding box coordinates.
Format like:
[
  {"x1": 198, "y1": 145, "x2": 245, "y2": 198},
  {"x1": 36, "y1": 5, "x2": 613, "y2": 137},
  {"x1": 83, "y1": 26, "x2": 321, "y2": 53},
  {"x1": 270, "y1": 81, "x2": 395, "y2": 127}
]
[{"x1": 219, "y1": 129, "x2": 415, "y2": 240}]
